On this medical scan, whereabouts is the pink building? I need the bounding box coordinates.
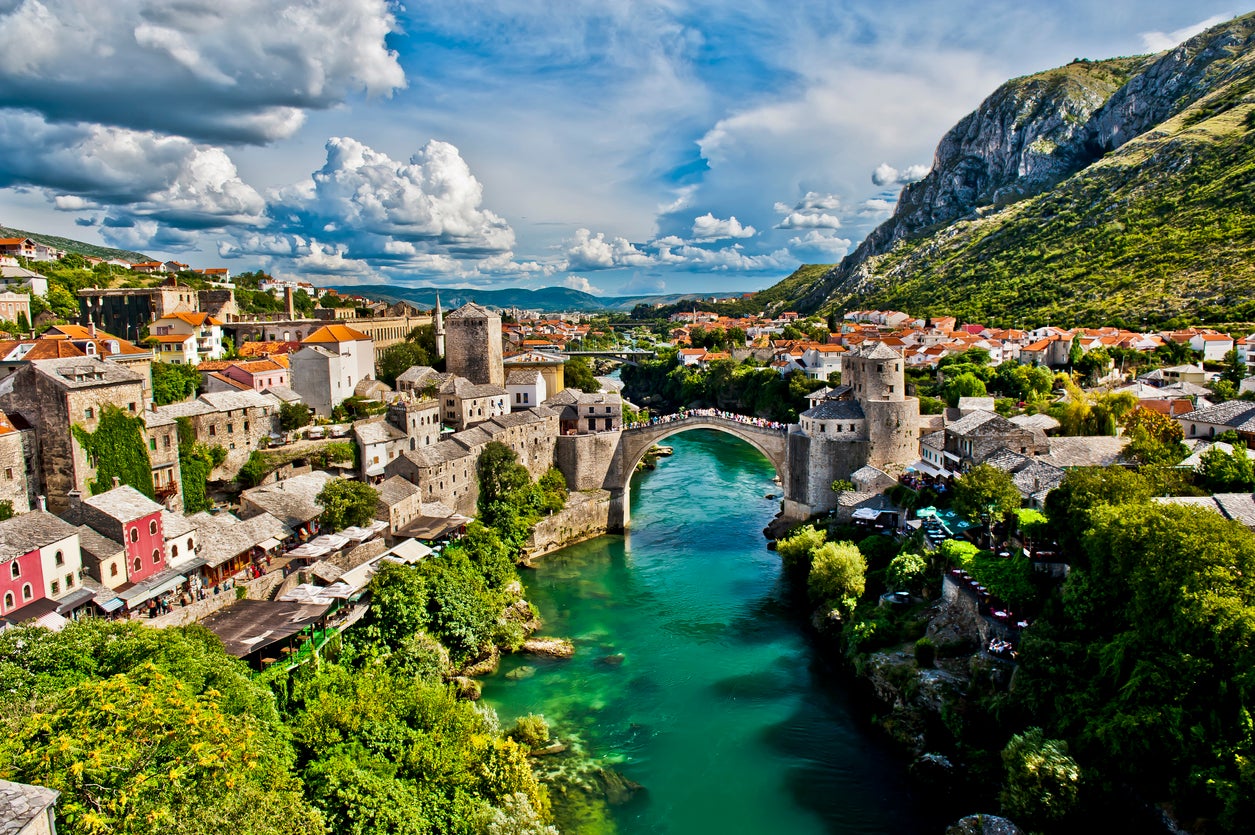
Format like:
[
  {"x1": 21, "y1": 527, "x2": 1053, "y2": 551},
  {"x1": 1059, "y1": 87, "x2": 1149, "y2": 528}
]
[
  {"x1": 0, "y1": 510, "x2": 83, "y2": 619},
  {"x1": 73, "y1": 485, "x2": 167, "y2": 584},
  {"x1": 0, "y1": 545, "x2": 43, "y2": 618}
]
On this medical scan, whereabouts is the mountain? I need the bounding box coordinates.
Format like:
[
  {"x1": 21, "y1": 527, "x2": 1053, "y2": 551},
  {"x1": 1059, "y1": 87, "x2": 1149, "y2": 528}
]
[
  {"x1": 0, "y1": 224, "x2": 149, "y2": 264},
  {"x1": 335, "y1": 283, "x2": 720, "y2": 313},
  {"x1": 776, "y1": 12, "x2": 1255, "y2": 328}
]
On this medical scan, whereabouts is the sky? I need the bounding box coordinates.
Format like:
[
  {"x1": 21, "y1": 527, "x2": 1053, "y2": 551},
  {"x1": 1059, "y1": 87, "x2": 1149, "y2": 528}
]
[{"x1": 0, "y1": 1, "x2": 1241, "y2": 298}]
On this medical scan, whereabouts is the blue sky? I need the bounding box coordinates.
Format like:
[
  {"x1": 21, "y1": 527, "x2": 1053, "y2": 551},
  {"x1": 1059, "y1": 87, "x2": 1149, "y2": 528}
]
[{"x1": 0, "y1": 1, "x2": 1240, "y2": 296}]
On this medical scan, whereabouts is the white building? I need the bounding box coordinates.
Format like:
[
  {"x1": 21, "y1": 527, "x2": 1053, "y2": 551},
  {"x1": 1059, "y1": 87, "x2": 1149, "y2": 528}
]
[
  {"x1": 148, "y1": 312, "x2": 225, "y2": 364},
  {"x1": 289, "y1": 324, "x2": 376, "y2": 417},
  {"x1": 506, "y1": 368, "x2": 547, "y2": 411}
]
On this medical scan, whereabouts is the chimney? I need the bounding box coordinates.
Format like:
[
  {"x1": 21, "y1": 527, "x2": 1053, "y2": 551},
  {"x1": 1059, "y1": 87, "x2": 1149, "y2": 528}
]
[
  {"x1": 88, "y1": 321, "x2": 96, "y2": 338},
  {"x1": 36, "y1": 495, "x2": 46, "y2": 512},
  {"x1": 285, "y1": 286, "x2": 295, "y2": 319},
  {"x1": 111, "y1": 475, "x2": 121, "y2": 489}
]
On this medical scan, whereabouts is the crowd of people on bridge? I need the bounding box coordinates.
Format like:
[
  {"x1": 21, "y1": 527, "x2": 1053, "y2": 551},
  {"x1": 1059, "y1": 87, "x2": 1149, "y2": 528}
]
[{"x1": 626, "y1": 408, "x2": 788, "y2": 431}]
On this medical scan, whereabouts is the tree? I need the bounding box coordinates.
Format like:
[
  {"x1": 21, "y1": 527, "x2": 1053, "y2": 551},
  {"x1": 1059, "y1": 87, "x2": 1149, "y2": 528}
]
[
  {"x1": 477, "y1": 442, "x2": 532, "y2": 512},
  {"x1": 377, "y1": 342, "x2": 431, "y2": 387},
  {"x1": 953, "y1": 464, "x2": 1021, "y2": 522},
  {"x1": 316, "y1": 479, "x2": 379, "y2": 531},
  {"x1": 1000, "y1": 727, "x2": 1081, "y2": 826},
  {"x1": 807, "y1": 541, "x2": 867, "y2": 611},
  {"x1": 1221, "y1": 348, "x2": 1247, "y2": 388},
  {"x1": 1198, "y1": 445, "x2": 1255, "y2": 491},
  {"x1": 46, "y1": 284, "x2": 79, "y2": 320},
  {"x1": 886, "y1": 551, "x2": 928, "y2": 594},
  {"x1": 237, "y1": 451, "x2": 269, "y2": 489},
  {"x1": 563, "y1": 355, "x2": 600, "y2": 393},
  {"x1": 151, "y1": 361, "x2": 201, "y2": 405},
  {"x1": 280, "y1": 402, "x2": 312, "y2": 432},
  {"x1": 776, "y1": 524, "x2": 827, "y2": 571},
  {"x1": 943, "y1": 371, "x2": 987, "y2": 407}
]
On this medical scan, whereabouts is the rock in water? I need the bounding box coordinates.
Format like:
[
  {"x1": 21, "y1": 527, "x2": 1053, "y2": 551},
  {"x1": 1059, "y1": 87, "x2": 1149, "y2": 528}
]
[
  {"x1": 522, "y1": 636, "x2": 575, "y2": 658},
  {"x1": 598, "y1": 653, "x2": 625, "y2": 667},
  {"x1": 506, "y1": 665, "x2": 537, "y2": 680},
  {"x1": 592, "y1": 767, "x2": 645, "y2": 806},
  {"x1": 945, "y1": 814, "x2": 1024, "y2": 835},
  {"x1": 451, "y1": 676, "x2": 482, "y2": 700}
]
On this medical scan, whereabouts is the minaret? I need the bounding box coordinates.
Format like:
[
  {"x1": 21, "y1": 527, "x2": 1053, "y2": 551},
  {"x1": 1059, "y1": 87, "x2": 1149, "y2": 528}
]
[{"x1": 434, "y1": 291, "x2": 445, "y2": 357}]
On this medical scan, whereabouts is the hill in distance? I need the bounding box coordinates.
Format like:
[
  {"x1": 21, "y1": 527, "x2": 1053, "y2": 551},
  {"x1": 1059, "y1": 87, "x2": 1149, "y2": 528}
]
[
  {"x1": 0, "y1": 224, "x2": 149, "y2": 264},
  {"x1": 765, "y1": 12, "x2": 1255, "y2": 329},
  {"x1": 334, "y1": 283, "x2": 730, "y2": 313}
]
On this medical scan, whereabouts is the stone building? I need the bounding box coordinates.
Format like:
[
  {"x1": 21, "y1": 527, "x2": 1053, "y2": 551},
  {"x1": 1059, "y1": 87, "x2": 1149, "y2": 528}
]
[
  {"x1": 0, "y1": 411, "x2": 34, "y2": 515},
  {"x1": 439, "y1": 376, "x2": 508, "y2": 431},
  {"x1": 0, "y1": 357, "x2": 153, "y2": 514},
  {"x1": 289, "y1": 324, "x2": 376, "y2": 417},
  {"x1": 156, "y1": 389, "x2": 281, "y2": 480},
  {"x1": 239, "y1": 470, "x2": 336, "y2": 534},
  {"x1": 386, "y1": 396, "x2": 442, "y2": 451},
  {"x1": 75, "y1": 524, "x2": 127, "y2": 589},
  {"x1": 143, "y1": 410, "x2": 182, "y2": 510},
  {"x1": 917, "y1": 410, "x2": 1048, "y2": 480},
  {"x1": 503, "y1": 350, "x2": 565, "y2": 395},
  {"x1": 385, "y1": 441, "x2": 478, "y2": 516},
  {"x1": 375, "y1": 475, "x2": 423, "y2": 535},
  {"x1": 545, "y1": 389, "x2": 622, "y2": 434},
  {"x1": 221, "y1": 310, "x2": 431, "y2": 351},
  {"x1": 444, "y1": 302, "x2": 504, "y2": 386},
  {"x1": 70, "y1": 485, "x2": 167, "y2": 587},
  {"x1": 0, "y1": 778, "x2": 60, "y2": 835},
  {"x1": 78, "y1": 283, "x2": 199, "y2": 342},
  {"x1": 784, "y1": 343, "x2": 919, "y2": 519},
  {"x1": 355, "y1": 418, "x2": 409, "y2": 481}
]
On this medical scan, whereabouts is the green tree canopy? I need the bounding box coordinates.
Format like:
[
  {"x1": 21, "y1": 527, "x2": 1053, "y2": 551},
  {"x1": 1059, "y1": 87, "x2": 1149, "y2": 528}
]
[
  {"x1": 943, "y1": 371, "x2": 987, "y2": 407},
  {"x1": 953, "y1": 463, "x2": 1021, "y2": 522},
  {"x1": 1000, "y1": 727, "x2": 1081, "y2": 827},
  {"x1": 377, "y1": 342, "x2": 432, "y2": 387},
  {"x1": 563, "y1": 355, "x2": 600, "y2": 393},
  {"x1": 316, "y1": 479, "x2": 380, "y2": 531},
  {"x1": 280, "y1": 402, "x2": 312, "y2": 432},
  {"x1": 72, "y1": 406, "x2": 154, "y2": 498},
  {"x1": 807, "y1": 541, "x2": 867, "y2": 610},
  {"x1": 151, "y1": 361, "x2": 201, "y2": 405}
]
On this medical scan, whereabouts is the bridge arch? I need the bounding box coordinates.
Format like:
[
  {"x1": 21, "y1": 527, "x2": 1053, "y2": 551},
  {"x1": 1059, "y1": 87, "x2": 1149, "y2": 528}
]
[{"x1": 610, "y1": 415, "x2": 790, "y2": 529}]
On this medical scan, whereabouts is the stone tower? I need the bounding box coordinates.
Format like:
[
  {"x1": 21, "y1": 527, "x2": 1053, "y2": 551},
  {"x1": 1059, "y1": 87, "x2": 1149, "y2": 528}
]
[
  {"x1": 433, "y1": 291, "x2": 445, "y2": 358},
  {"x1": 783, "y1": 342, "x2": 918, "y2": 520},
  {"x1": 444, "y1": 302, "x2": 504, "y2": 386}
]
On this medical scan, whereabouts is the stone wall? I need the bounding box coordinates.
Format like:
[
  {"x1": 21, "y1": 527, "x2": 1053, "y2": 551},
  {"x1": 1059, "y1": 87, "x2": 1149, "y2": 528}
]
[
  {"x1": 785, "y1": 429, "x2": 870, "y2": 517},
  {"x1": 146, "y1": 570, "x2": 286, "y2": 628},
  {"x1": 523, "y1": 489, "x2": 611, "y2": 560},
  {"x1": 556, "y1": 431, "x2": 619, "y2": 491},
  {"x1": 446, "y1": 312, "x2": 504, "y2": 386},
  {"x1": 0, "y1": 429, "x2": 31, "y2": 514}
]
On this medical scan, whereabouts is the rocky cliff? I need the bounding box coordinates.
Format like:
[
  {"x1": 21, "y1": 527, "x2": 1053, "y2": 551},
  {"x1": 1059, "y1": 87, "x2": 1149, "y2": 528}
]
[{"x1": 791, "y1": 12, "x2": 1255, "y2": 325}]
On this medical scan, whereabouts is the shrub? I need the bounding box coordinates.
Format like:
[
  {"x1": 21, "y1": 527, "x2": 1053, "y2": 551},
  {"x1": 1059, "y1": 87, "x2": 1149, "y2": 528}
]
[
  {"x1": 508, "y1": 714, "x2": 551, "y2": 750},
  {"x1": 886, "y1": 551, "x2": 928, "y2": 594},
  {"x1": 807, "y1": 541, "x2": 867, "y2": 610},
  {"x1": 914, "y1": 636, "x2": 935, "y2": 668},
  {"x1": 1000, "y1": 727, "x2": 1081, "y2": 826}
]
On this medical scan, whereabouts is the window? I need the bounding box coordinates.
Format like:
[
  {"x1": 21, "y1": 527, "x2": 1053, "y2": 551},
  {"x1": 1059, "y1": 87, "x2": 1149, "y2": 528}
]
[
  {"x1": 227, "y1": 423, "x2": 234, "y2": 434},
  {"x1": 130, "y1": 527, "x2": 139, "y2": 543},
  {"x1": 21, "y1": 584, "x2": 31, "y2": 601},
  {"x1": 50, "y1": 580, "x2": 59, "y2": 596},
  {"x1": 149, "y1": 520, "x2": 157, "y2": 535},
  {"x1": 65, "y1": 573, "x2": 74, "y2": 589},
  {"x1": 152, "y1": 549, "x2": 161, "y2": 564},
  {"x1": 9, "y1": 561, "x2": 18, "y2": 579},
  {"x1": 2, "y1": 469, "x2": 10, "y2": 481},
  {"x1": 128, "y1": 402, "x2": 137, "y2": 413},
  {"x1": 133, "y1": 557, "x2": 142, "y2": 573},
  {"x1": 110, "y1": 563, "x2": 118, "y2": 577},
  {"x1": 85, "y1": 407, "x2": 94, "y2": 419},
  {"x1": 187, "y1": 537, "x2": 193, "y2": 551},
  {"x1": 149, "y1": 437, "x2": 157, "y2": 451},
  {"x1": 3, "y1": 592, "x2": 11, "y2": 610},
  {"x1": 209, "y1": 425, "x2": 216, "y2": 436},
  {"x1": 54, "y1": 550, "x2": 63, "y2": 567}
]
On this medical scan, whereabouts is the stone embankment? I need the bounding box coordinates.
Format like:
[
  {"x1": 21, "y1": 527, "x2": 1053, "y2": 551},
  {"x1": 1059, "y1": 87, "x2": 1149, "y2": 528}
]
[{"x1": 523, "y1": 489, "x2": 611, "y2": 562}]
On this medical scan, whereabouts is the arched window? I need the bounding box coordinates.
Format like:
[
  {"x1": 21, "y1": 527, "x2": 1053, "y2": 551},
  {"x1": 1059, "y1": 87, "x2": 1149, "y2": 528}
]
[
  {"x1": 54, "y1": 550, "x2": 64, "y2": 566},
  {"x1": 133, "y1": 558, "x2": 142, "y2": 574},
  {"x1": 110, "y1": 563, "x2": 118, "y2": 577},
  {"x1": 149, "y1": 520, "x2": 157, "y2": 535},
  {"x1": 2, "y1": 591, "x2": 11, "y2": 610},
  {"x1": 9, "y1": 561, "x2": 18, "y2": 579},
  {"x1": 171, "y1": 544, "x2": 179, "y2": 558},
  {"x1": 21, "y1": 583, "x2": 32, "y2": 601},
  {"x1": 152, "y1": 549, "x2": 161, "y2": 564},
  {"x1": 187, "y1": 537, "x2": 193, "y2": 551},
  {"x1": 130, "y1": 527, "x2": 139, "y2": 543}
]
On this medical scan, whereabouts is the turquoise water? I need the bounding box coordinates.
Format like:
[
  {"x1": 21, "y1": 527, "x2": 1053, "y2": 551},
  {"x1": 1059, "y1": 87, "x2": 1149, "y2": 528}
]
[{"x1": 482, "y1": 430, "x2": 931, "y2": 834}]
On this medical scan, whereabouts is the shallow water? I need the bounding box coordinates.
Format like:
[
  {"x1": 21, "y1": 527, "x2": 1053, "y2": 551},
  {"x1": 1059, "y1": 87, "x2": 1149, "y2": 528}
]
[{"x1": 482, "y1": 430, "x2": 933, "y2": 834}]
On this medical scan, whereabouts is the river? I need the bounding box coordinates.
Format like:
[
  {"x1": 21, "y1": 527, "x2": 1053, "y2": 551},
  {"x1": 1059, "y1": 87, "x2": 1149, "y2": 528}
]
[{"x1": 482, "y1": 430, "x2": 934, "y2": 834}]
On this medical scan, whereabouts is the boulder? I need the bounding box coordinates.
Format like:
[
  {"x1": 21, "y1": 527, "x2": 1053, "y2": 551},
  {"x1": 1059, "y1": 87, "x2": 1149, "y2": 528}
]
[
  {"x1": 451, "y1": 676, "x2": 482, "y2": 700},
  {"x1": 945, "y1": 814, "x2": 1024, "y2": 835},
  {"x1": 506, "y1": 665, "x2": 537, "y2": 681},
  {"x1": 522, "y1": 636, "x2": 575, "y2": 658}
]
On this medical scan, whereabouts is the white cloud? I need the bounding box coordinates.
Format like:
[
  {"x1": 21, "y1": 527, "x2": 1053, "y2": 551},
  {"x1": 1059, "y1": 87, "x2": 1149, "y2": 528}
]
[
  {"x1": 563, "y1": 228, "x2": 653, "y2": 270},
  {"x1": 562, "y1": 275, "x2": 605, "y2": 295},
  {"x1": 787, "y1": 230, "x2": 853, "y2": 258},
  {"x1": 273, "y1": 137, "x2": 515, "y2": 256},
  {"x1": 675, "y1": 243, "x2": 790, "y2": 271},
  {"x1": 1140, "y1": 14, "x2": 1231, "y2": 52},
  {"x1": 691, "y1": 212, "x2": 756, "y2": 241},
  {"x1": 872, "y1": 162, "x2": 930, "y2": 186},
  {"x1": 0, "y1": 0, "x2": 405, "y2": 144},
  {"x1": 621, "y1": 274, "x2": 667, "y2": 295},
  {"x1": 776, "y1": 212, "x2": 842, "y2": 230},
  {"x1": 0, "y1": 111, "x2": 265, "y2": 246},
  {"x1": 861, "y1": 197, "x2": 896, "y2": 215}
]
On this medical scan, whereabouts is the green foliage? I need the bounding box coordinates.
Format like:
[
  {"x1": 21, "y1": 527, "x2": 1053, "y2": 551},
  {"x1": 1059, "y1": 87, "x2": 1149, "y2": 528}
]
[
  {"x1": 237, "y1": 451, "x2": 268, "y2": 489},
  {"x1": 0, "y1": 500, "x2": 12, "y2": 522},
  {"x1": 1199, "y1": 444, "x2": 1255, "y2": 491},
  {"x1": 953, "y1": 464, "x2": 1022, "y2": 522},
  {"x1": 886, "y1": 550, "x2": 928, "y2": 594},
  {"x1": 830, "y1": 479, "x2": 854, "y2": 494},
  {"x1": 377, "y1": 341, "x2": 432, "y2": 387},
  {"x1": 151, "y1": 361, "x2": 201, "y2": 405},
  {"x1": 280, "y1": 401, "x2": 313, "y2": 432},
  {"x1": 563, "y1": 355, "x2": 600, "y2": 393},
  {"x1": 1000, "y1": 728, "x2": 1081, "y2": 827},
  {"x1": 508, "y1": 714, "x2": 551, "y2": 750},
  {"x1": 315, "y1": 479, "x2": 379, "y2": 531},
  {"x1": 1044, "y1": 467, "x2": 1152, "y2": 559},
  {"x1": 807, "y1": 541, "x2": 867, "y2": 611},
  {"x1": 622, "y1": 351, "x2": 816, "y2": 422},
  {"x1": 46, "y1": 284, "x2": 79, "y2": 320},
  {"x1": 776, "y1": 524, "x2": 827, "y2": 571},
  {"x1": 72, "y1": 406, "x2": 154, "y2": 498},
  {"x1": 943, "y1": 372, "x2": 987, "y2": 407}
]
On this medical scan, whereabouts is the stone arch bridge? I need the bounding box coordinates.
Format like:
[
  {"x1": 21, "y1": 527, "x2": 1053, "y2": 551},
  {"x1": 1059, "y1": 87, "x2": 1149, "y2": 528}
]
[{"x1": 607, "y1": 412, "x2": 791, "y2": 529}]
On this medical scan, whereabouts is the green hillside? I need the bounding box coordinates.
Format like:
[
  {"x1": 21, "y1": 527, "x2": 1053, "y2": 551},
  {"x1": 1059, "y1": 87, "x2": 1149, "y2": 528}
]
[
  {"x1": 839, "y1": 103, "x2": 1255, "y2": 327},
  {"x1": 0, "y1": 224, "x2": 148, "y2": 264}
]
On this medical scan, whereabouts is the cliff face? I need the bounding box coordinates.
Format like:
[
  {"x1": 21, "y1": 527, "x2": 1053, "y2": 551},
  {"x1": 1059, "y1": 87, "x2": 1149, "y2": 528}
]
[{"x1": 794, "y1": 12, "x2": 1255, "y2": 323}]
